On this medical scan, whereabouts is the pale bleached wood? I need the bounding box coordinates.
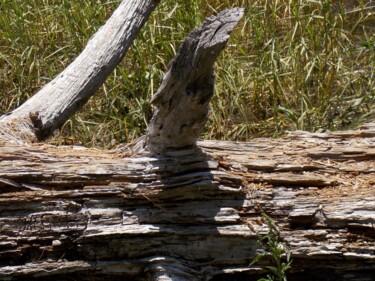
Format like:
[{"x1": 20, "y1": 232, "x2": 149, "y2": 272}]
[
  {"x1": 0, "y1": 123, "x2": 374, "y2": 280},
  {"x1": 145, "y1": 8, "x2": 244, "y2": 153},
  {"x1": 0, "y1": 3, "x2": 374, "y2": 280},
  {"x1": 0, "y1": 0, "x2": 159, "y2": 144}
]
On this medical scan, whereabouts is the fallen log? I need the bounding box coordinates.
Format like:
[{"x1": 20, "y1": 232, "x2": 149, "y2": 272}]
[
  {"x1": 0, "y1": 123, "x2": 374, "y2": 280},
  {"x1": 0, "y1": 3, "x2": 374, "y2": 281}
]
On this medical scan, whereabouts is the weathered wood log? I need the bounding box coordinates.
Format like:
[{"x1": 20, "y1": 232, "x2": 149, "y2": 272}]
[
  {"x1": 0, "y1": 124, "x2": 374, "y2": 280},
  {"x1": 0, "y1": 0, "x2": 159, "y2": 144},
  {"x1": 1, "y1": 3, "x2": 374, "y2": 281}
]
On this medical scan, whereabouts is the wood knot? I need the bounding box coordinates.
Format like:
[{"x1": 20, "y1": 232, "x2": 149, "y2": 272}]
[{"x1": 29, "y1": 111, "x2": 42, "y2": 129}]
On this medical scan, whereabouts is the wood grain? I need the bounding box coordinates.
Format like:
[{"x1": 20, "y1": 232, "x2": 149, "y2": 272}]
[
  {"x1": 0, "y1": 123, "x2": 374, "y2": 280},
  {"x1": 0, "y1": 0, "x2": 159, "y2": 143},
  {"x1": 146, "y1": 8, "x2": 244, "y2": 153}
]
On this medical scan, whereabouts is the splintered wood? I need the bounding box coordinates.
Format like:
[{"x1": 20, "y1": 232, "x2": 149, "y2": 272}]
[
  {"x1": 0, "y1": 1, "x2": 371, "y2": 279},
  {"x1": 0, "y1": 124, "x2": 374, "y2": 280}
]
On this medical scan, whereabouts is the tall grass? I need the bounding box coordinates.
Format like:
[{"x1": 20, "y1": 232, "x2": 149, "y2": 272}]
[{"x1": 0, "y1": 0, "x2": 374, "y2": 147}]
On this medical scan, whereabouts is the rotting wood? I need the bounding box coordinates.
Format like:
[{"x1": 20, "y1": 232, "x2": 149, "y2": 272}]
[
  {"x1": 145, "y1": 8, "x2": 244, "y2": 153},
  {"x1": 0, "y1": 2, "x2": 374, "y2": 280},
  {"x1": 0, "y1": 0, "x2": 159, "y2": 144},
  {"x1": 0, "y1": 123, "x2": 374, "y2": 280}
]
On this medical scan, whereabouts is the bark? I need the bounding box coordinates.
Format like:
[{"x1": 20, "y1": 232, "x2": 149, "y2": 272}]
[
  {"x1": 0, "y1": 0, "x2": 159, "y2": 144},
  {"x1": 0, "y1": 124, "x2": 374, "y2": 280}
]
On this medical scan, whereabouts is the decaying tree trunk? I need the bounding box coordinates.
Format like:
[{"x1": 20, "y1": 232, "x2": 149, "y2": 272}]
[
  {"x1": 1, "y1": 123, "x2": 375, "y2": 281},
  {"x1": 0, "y1": 2, "x2": 374, "y2": 281}
]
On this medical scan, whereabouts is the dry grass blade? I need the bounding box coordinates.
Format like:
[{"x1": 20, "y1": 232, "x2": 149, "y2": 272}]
[{"x1": 0, "y1": 0, "x2": 374, "y2": 146}]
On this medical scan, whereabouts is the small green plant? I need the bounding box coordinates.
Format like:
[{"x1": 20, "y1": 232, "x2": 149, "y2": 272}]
[{"x1": 250, "y1": 213, "x2": 292, "y2": 281}]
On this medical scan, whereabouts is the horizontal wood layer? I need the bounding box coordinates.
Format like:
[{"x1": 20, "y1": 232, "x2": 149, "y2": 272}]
[{"x1": 0, "y1": 123, "x2": 374, "y2": 280}]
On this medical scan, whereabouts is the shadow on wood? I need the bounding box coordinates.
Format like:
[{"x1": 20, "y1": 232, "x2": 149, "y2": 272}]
[{"x1": 0, "y1": 2, "x2": 375, "y2": 281}]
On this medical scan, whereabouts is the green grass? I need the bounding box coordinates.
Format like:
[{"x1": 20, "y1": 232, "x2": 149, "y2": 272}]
[
  {"x1": 0, "y1": 0, "x2": 374, "y2": 147},
  {"x1": 250, "y1": 213, "x2": 292, "y2": 281}
]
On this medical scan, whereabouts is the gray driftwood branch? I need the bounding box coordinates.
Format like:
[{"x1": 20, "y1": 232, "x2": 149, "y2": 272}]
[
  {"x1": 0, "y1": 0, "x2": 159, "y2": 144},
  {"x1": 145, "y1": 8, "x2": 244, "y2": 153}
]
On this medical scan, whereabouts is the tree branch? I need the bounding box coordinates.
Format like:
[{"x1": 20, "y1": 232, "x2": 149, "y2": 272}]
[
  {"x1": 145, "y1": 8, "x2": 244, "y2": 153},
  {"x1": 0, "y1": 0, "x2": 159, "y2": 143}
]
